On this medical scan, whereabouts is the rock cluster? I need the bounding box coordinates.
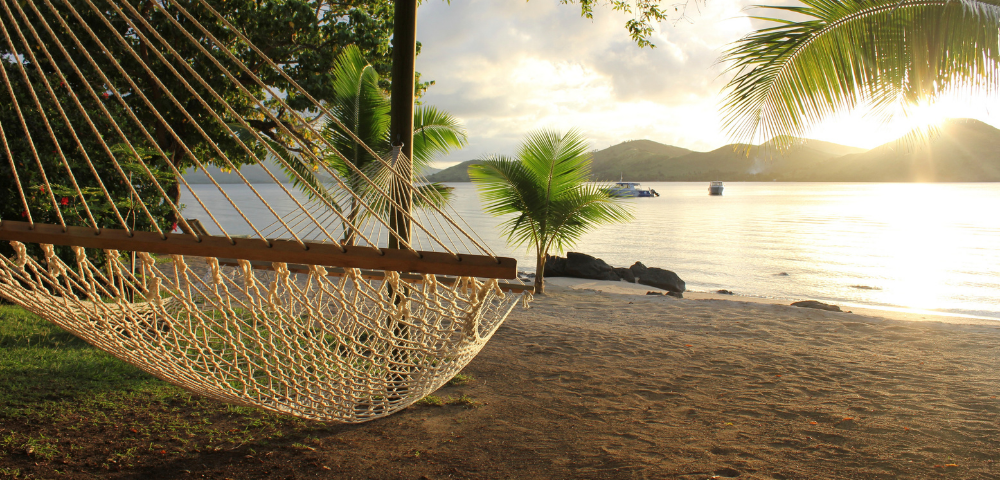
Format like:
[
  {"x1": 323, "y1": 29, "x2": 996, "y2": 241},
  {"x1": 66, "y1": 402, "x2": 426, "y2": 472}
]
[
  {"x1": 544, "y1": 252, "x2": 686, "y2": 293},
  {"x1": 791, "y1": 300, "x2": 842, "y2": 312}
]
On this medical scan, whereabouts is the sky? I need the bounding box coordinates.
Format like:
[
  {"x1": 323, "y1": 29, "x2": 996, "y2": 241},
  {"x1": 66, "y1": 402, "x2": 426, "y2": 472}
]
[{"x1": 413, "y1": 0, "x2": 1000, "y2": 168}]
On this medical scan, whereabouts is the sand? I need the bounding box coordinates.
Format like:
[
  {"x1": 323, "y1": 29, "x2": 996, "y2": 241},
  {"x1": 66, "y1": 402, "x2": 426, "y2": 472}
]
[{"x1": 306, "y1": 280, "x2": 1000, "y2": 479}]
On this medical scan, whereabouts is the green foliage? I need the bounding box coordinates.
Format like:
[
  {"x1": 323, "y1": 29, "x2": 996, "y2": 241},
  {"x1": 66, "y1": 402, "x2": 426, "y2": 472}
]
[
  {"x1": 719, "y1": 0, "x2": 1000, "y2": 148},
  {"x1": 469, "y1": 129, "x2": 633, "y2": 294},
  {"x1": 1, "y1": 0, "x2": 398, "y2": 232},
  {"x1": 447, "y1": 373, "x2": 474, "y2": 386},
  {"x1": 560, "y1": 0, "x2": 669, "y2": 48},
  {"x1": 415, "y1": 395, "x2": 444, "y2": 406}
]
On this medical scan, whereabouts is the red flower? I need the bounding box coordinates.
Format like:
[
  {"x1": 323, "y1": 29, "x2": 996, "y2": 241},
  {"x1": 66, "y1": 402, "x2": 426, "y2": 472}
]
[
  {"x1": 39, "y1": 186, "x2": 45, "y2": 193},
  {"x1": 61, "y1": 197, "x2": 70, "y2": 206},
  {"x1": 21, "y1": 210, "x2": 27, "y2": 217},
  {"x1": 102, "y1": 92, "x2": 110, "y2": 99},
  {"x1": 171, "y1": 222, "x2": 178, "y2": 232}
]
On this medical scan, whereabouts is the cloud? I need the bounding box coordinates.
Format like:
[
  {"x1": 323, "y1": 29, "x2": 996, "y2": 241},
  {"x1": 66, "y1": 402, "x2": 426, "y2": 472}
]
[{"x1": 415, "y1": 0, "x2": 756, "y2": 166}]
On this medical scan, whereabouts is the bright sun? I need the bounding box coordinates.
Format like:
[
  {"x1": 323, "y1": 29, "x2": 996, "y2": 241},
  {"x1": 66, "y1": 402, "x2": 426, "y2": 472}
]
[
  {"x1": 807, "y1": 94, "x2": 999, "y2": 149},
  {"x1": 899, "y1": 100, "x2": 951, "y2": 130}
]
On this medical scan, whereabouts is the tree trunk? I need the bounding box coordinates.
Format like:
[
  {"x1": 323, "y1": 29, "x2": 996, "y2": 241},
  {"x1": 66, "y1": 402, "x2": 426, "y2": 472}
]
[
  {"x1": 164, "y1": 146, "x2": 183, "y2": 228},
  {"x1": 344, "y1": 198, "x2": 357, "y2": 246},
  {"x1": 534, "y1": 252, "x2": 545, "y2": 295}
]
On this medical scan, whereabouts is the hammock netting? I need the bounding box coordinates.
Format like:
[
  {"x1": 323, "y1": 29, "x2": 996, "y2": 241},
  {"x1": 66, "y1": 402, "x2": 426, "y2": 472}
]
[{"x1": 0, "y1": 0, "x2": 527, "y2": 422}]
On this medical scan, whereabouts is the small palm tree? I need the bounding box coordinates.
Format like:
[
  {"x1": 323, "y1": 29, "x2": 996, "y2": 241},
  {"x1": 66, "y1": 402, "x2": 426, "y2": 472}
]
[
  {"x1": 719, "y1": 0, "x2": 1000, "y2": 147},
  {"x1": 265, "y1": 45, "x2": 465, "y2": 245},
  {"x1": 469, "y1": 129, "x2": 633, "y2": 294}
]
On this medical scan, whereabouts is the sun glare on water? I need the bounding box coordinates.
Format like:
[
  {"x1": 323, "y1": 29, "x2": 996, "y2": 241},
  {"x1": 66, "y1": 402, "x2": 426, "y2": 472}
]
[{"x1": 834, "y1": 183, "x2": 999, "y2": 317}]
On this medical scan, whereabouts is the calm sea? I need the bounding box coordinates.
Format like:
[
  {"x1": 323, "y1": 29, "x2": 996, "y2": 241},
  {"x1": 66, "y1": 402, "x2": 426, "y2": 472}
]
[{"x1": 182, "y1": 182, "x2": 1000, "y2": 321}]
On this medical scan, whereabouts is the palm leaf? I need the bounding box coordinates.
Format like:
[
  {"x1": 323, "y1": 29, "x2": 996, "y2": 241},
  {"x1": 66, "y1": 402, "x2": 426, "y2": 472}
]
[
  {"x1": 719, "y1": 0, "x2": 1000, "y2": 148},
  {"x1": 323, "y1": 45, "x2": 390, "y2": 175},
  {"x1": 469, "y1": 129, "x2": 634, "y2": 255},
  {"x1": 411, "y1": 105, "x2": 468, "y2": 169}
]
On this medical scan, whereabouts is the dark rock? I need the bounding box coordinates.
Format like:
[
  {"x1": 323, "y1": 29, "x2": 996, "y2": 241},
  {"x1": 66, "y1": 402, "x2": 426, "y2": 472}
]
[
  {"x1": 645, "y1": 291, "x2": 664, "y2": 296},
  {"x1": 613, "y1": 267, "x2": 636, "y2": 283},
  {"x1": 543, "y1": 255, "x2": 568, "y2": 277},
  {"x1": 563, "y1": 252, "x2": 617, "y2": 281},
  {"x1": 775, "y1": 272, "x2": 790, "y2": 276},
  {"x1": 630, "y1": 261, "x2": 685, "y2": 293},
  {"x1": 716, "y1": 289, "x2": 734, "y2": 295},
  {"x1": 667, "y1": 291, "x2": 683, "y2": 298},
  {"x1": 791, "y1": 300, "x2": 843, "y2": 312}
]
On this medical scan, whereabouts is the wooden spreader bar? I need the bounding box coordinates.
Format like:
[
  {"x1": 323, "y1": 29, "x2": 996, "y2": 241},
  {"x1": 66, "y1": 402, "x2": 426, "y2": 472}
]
[{"x1": 0, "y1": 221, "x2": 517, "y2": 279}]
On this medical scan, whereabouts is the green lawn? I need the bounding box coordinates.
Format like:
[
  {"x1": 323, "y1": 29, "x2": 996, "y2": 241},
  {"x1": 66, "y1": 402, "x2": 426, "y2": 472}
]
[{"x1": 0, "y1": 304, "x2": 314, "y2": 476}]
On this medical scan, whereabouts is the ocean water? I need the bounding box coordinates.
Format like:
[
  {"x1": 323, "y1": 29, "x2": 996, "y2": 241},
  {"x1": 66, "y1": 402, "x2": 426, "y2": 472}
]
[{"x1": 182, "y1": 182, "x2": 1000, "y2": 320}]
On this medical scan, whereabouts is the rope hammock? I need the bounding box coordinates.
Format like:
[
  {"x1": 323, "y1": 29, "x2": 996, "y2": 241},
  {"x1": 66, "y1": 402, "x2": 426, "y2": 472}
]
[{"x1": 0, "y1": 0, "x2": 528, "y2": 422}]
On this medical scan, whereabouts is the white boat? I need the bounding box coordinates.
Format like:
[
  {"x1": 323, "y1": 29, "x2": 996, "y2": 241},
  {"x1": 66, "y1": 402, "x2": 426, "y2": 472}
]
[
  {"x1": 609, "y1": 181, "x2": 659, "y2": 198},
  {"x1": 709, "y1": 181, "x2": 724, "y2": 196}
]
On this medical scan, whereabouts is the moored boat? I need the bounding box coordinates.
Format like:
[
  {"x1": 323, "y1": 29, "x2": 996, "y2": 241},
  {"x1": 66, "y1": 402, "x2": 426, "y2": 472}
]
[
  {"x1": 709, "y1": 181, "x2": 724, "y2": 195},
  {"x1": 610, "y1": 181, "x2": 660, "y2": 198}
]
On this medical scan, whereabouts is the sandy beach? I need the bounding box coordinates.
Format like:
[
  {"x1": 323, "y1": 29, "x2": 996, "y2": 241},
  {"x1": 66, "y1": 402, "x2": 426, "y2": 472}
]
[
  {"x1": 3, "y1": 278, "x2": 1000, "y2": 479},
  {"x1": 240, "y1": 280, "x2": 998, "y2": 479}
]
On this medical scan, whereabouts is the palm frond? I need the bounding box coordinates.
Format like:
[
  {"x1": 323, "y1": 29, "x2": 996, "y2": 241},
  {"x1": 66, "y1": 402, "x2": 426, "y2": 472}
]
[
  {"x1": 469, "y1": 130, "x2": 633, "y2": 254},
  {"x1": 413, "y1": 182, "x2": 454, "y2": 209},
  {"x1": 518, "y1": 128, "x2": 592, "y2": 200},
  {"x1": 468, "y1": 155, "x2": 544, "y2": 249},
  {"x1": 719, "y1": 0, "x2": 1000, "y2": 148},
  {"x1": 545, "y1": 183, "x2": 634, "y2": 253},
  {"x1": 411, "y1": 105, "x2": 468, "y2": 169},
  {"x1": 323, "y1": 44, "x2": 390, "y2": 172}
]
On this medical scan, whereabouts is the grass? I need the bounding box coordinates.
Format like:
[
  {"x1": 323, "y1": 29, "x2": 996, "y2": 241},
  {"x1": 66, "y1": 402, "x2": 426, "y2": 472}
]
[
  {"x1": 447, "y1": 373, "x2": 475, "y2": 386},
  {"x1": 0, "y1": 304, "x2": 316, "y2": 475},
  {"x1": 415, "y1": 395, "x2": 445, "y2": 407},
  {"x1": 415, "y1": 394, "x2": 481, "y2": 409},
  {"x1": 0, "y1": 304, "x2": 480, "y2": 477}
]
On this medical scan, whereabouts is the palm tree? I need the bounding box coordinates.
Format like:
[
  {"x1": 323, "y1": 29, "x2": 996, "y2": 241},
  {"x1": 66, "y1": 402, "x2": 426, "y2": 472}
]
[
  {"x1": 266, "y1": 45, "x2": 465, "y2": 245},
  {"x1": 469, "y1": 129, "x2": 633, "y2": 294},
  {"x1": 719, "y1": 0, "x2": 1000, "y2": 147}
]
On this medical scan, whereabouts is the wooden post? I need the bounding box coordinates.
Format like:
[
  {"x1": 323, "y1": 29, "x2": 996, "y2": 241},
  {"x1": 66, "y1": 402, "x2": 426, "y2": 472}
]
[
  {"x1": 386, "y1": 0, "x2": 419, "y2": 405},
  {"x1": 388, "y1": 0, "x2": 417, "y2": 250}
]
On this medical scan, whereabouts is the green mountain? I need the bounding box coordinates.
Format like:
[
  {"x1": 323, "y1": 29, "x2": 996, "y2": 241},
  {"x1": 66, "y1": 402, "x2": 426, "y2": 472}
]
[
  {"x1": 798, "y1": 119, "x2": 1000, "y2": 182},
  {"x1": 426, "y1": 119, "x2": 1000, "y2": 182},
  {"x1": 245, "y1": 119, "x2": 1000, "y2": 184},
  {"x1": 424, "y1": 159, "x2": 480, "y2": 182},
  {"x1": 184, "y1": 160, "x2": 440, "y2": 184},
  {"x1": 589, "y1": 140, "x2": 695, "y2": 180},
  {"x1": 426, "y1": 137, "x2": 867, "y2": 182}
]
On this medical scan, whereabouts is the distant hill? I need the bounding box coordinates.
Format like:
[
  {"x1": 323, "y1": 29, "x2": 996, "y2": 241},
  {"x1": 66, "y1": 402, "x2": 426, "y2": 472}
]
[
  {"x1": 426, "y1": 137, "x2": 869, "y2": 182},
  {"x1": 424, "y1": 160, "x2": 479, "y2": 182},
  {"x1": 797, "y1": 119, "x2": 1000, "y2": 182},
  {"x1": 589, "y1": 140, "x2": 695, "y2": 180},
  {"x1": 204, "y1": 120, "x2": 1000, "y2": 184},
  {"x1": 185, "y1": 159, "x2": 443, "y2": 184},
  {"x1": 183, "y1": 160, "x2": 295, "y2": 185},
  {"x1": 761, "y1": 136, "x2": 868, "y2": 157}
]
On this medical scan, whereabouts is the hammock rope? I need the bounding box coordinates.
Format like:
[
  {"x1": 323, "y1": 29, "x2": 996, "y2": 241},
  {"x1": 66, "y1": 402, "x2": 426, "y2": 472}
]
[{"x1": 0, "y1": 0, "x2": 528, "y2": 422}]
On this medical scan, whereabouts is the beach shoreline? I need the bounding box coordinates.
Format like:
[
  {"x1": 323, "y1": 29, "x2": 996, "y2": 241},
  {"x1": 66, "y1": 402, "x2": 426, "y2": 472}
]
[{"x1": 544, "y1": 276, "x2": 1000, "y2": 326}]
